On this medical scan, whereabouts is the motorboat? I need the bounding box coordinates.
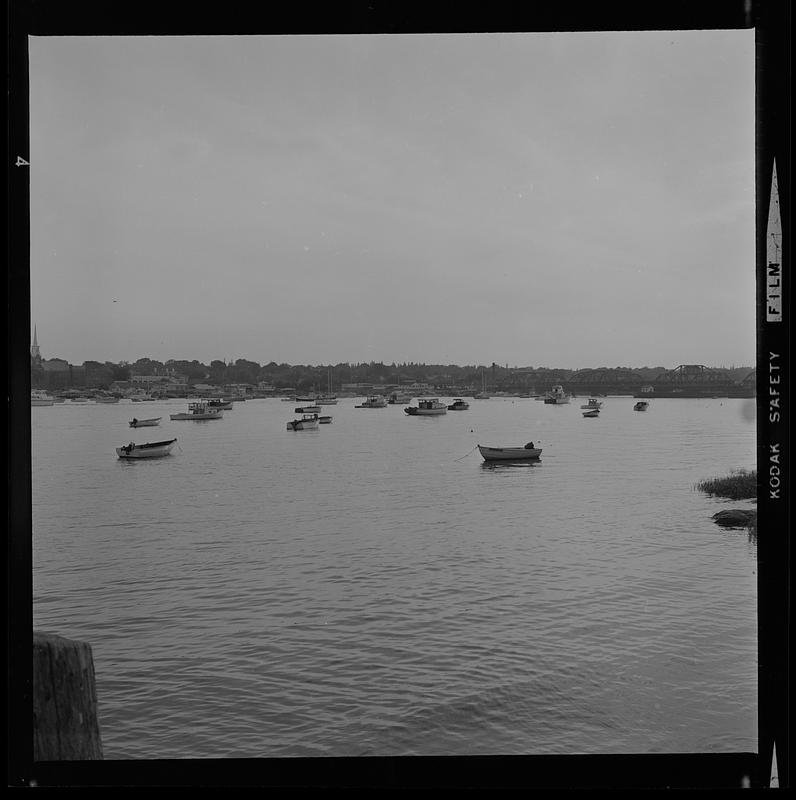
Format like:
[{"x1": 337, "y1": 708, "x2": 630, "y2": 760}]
[
  {"x1": 388, "y1": 391, "x2": 413, "y2": 404},
  {"x1": 205, "y1": 398, "x2": 233, "y2": 410},
  {"x1": 170, "y1": 402, "x2": 224, "y2": 420},
  {"x1": 543, "y1": 385, "x2": 570, "y2": 404},
  {"x1": 116, "y1": 438, "x2": 177, "y2": 459},
  {"x1": 580, "y1": 398, "x2": 603, "y2": 410},
  {"x1": 129, "y1": 417, "x2": 162, "y2": 428},
  {"x1": 582, "y1": 409, "x2": 600, "y2": 418},
  {"x1": 447, "y1": 398, "x2": 470, "y2": 410},
  {"x1": 634, "y1": 401, "x2": 650, "y2": 411},
  {"x1": 404, "y1": 398, "x2": 447, "y2": 416},
  {"x1": 318, "y1": 415, "x2": 333, "y2": 424},
  {"x1": 295, "y1": 405, "x2": 321, "y2": 414},
  {"x1": 287, "y1": 414, "x2": 320, "y2": 430},
  {"x1": 355, "y1": 396, "x2": 388, "y2": 408},
  {"x1": 31, "y1": 390, "x2": 55, "y2": 407},
  {"x1": 477, "y1": 443, "x2": 542, "y2": 461}
]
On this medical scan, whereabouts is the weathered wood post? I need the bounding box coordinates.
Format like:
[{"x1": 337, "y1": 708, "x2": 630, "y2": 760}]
[{"x1": 33, "y1": 631, "x2": 103, "y2": 760}]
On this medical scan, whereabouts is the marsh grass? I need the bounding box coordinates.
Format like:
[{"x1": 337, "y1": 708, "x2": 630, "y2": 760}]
[{"x1": 694, "y1": 469, "x2": 757, "y2": 501}]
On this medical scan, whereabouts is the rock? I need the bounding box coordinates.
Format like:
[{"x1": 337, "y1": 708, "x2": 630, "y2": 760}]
[{"x1": 712, "y1": 509, "x2": 757, "y2": 527}]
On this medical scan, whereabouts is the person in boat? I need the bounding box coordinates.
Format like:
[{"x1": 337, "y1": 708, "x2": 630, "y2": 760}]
[
  {"x1": 524, "y1": 441, "x2": 535, "y2": 449},
  {"x1": 132, "y1": 418, "x2": 137, "y2": 425}
]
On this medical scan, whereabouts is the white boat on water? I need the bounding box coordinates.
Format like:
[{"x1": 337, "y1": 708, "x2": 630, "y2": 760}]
[
  {"x1": 478, "y1": 443, "x2": 542, "y2": 461},
  {"x1": 404, "y1": 398, "x2": 447, "y2": 416},
  {"x1": 388, "y1": 391, "x2": 413, "y2": 404},
  {"x1": 580, "y1": 398, "x2": 603, "y2": 410},
  {"x1": 116, "y1": 438, "x2": 177, "y2": 459},
  {"x1": 170, "y1": 402, "x2": 224, "y2": 420},
  {"x1": 356, "y1": 395, "x2": 388, "y2": 408},
  {"x1": 287, "y1": 413, "x2": 320, "y2": 430},
  {"x1": 205, "y1": 398, "x2": 233, "y2": 410},
  {"x1": 634, "y1": 401, "x2": 650, "y2": 411},
  {"x1": 447, "y1": 398, "x2": 470, "y2": 411},
  {"x1": 129, "y1": 417, "x2": 161, "y2": 428},
  {"x1": 31, "y1": 390, "x2": 55, "y2": 407},
  {"x1": 543, "y1": 385, "x2": 570, "y2": 404}
]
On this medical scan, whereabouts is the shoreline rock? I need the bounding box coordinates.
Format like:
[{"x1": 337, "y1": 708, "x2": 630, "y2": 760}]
[{"x1": 712, "y1": 509, "x2": 757, "y2": 528}]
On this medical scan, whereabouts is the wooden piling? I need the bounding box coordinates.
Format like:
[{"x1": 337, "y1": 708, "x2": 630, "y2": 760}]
[{"x1": 33, "y1": 631, "x2": 103, "y2": 760}]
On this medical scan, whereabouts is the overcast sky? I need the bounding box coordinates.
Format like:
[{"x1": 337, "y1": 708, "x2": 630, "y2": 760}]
[{"x1": 29, "y1": 31, "x2": 755, "y2": 369}]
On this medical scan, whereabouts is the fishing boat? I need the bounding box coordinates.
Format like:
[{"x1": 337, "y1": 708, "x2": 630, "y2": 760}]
[
  {"x1": 116, "y1": 438, "x2": 177, "y2": 459},
  {"x1": 318, "y1": 415, "x2": 333, "y2": 424},
  {"x1": 286, "y1": 413, "x2": 320, "y2": 431},
  {"x1": 205, "y1": 398, "x2": 233, "y2": 410},
  {"x1": 634, "y1": 401, "x2": 649, "y2": 411},
  {"x1": 170, "y1": 402, "x2": 224, "y2": 420},
  {"x1": 582, "y1": 409, "x2": 600, "y2": 418},
  {"x1": 388, "y1": 390, "x2": 413, "y2": 404},
  {"x1": 447, "y1": 398, "x2": 470, "y2": 411},
  {"x1": 355, "y1": 395, "x2": 388, "y2": 408},
  {"x1": 478, "y1": 443, "x2": 542, "y2": 461},
  {"x1": 543, "y1": 385, "x2": 570, "y2": 404},
  {"x1": 580, "y1": 398, "x2": 603, "y2": 410},
  {"x1": 129, "y1": 417, "x2": 161, "y2": 428},
  {"x1": 295, "y1": 404, "x2": 321, "y2": 414},
  {"x1": 31, "y1": 390, "x2": 55, "y2": 407},
  {"x1": 404, "y1": 398, "x2": 447, "y2": 416}
]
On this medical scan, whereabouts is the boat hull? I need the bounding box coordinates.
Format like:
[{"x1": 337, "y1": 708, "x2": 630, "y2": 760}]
[
  {"x1": 170, "y1": 411, "x2": 223, "y2": 420},
  {"x1": 116, "y1": 439, "x2": 177, "y2": 459},
  {"x1": 582, "y1": 410, "x2": 600, "y2": 417},
  {"x1": 478, "y1": 445, "x2": 542, "y2": 461},
  {"x1": 287, "y1": 418, "x2": 319, "y2": 430},
  {"x1": 404, "y1": 407, "x2": 447, "y2": 415},
  {"x1": 129, "y1": 417, "x2": 161, "y2": 428}
]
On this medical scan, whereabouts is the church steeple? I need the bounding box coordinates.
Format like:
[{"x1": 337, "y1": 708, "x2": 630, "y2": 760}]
[{"x1": 31, "y1": 325, "x2": 41, "y2": 361}]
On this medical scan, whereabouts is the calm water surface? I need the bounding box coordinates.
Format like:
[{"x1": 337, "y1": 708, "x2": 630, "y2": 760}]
[{"x1": 32, "y1": 396, "x2": 757, "y2": 758}]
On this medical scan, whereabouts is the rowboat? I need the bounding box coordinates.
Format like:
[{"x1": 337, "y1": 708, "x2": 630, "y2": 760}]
[
  {"x1": 477, "y1": 443, "x2": 542, "y2": 461},
  {"x1": 287, "y1": 414, "x2": 319, "y2": 430},
  {"x1": 318, "y1": 415, "x2": 333, "y2": 424},
  {"x1": 295, "y1": 405, "x2": 321, "y2": 414},
  {"x1": 404, "y1": 398, "x2": 447, "y2": 416},
  {"x1": 580, "y1": 398, "x2": 602, "y2": 410},
  {"x1": 170, "y1": 402, "x2": 224, "y2": 420},
  {"x1": 116, "y1": 438, "x2": 177, "y2": 459},
  {"x1": 582, "y1": 409, "x2": 600, "y2": 418},
  {"x1": 129, "y1": 417, "x2": 161, "y2": 428},
  {"x1": 356, "y1": 395, "x2": 388, "y2": 408},
  {"x1": 447, "y1": 398, "x2": 470, "y2": 410},
  {"x1": 634, "y1": 401, "x2": 649, "y2": 411}
]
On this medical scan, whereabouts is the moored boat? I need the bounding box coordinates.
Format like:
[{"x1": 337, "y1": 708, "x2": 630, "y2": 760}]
[
  {"x1": 116, "y1": 438, "x2": 177, "y2": 459},
  {"x1": 287, "y1": 413, "x2": 320, "y2": 430},
  {"x1": 31, "y1": 390, "x2": 55, "y2": 407},
  {"x1": 543, "y1": 385, "x2": 570, "y2": 404},
  {"x1": 170, "y1": 402, "x2": 224, "y2": 420},
  {"x1": 318, "y1": 415, "x2": 333, "y2": 424},
  {"x1": 634, "y1": 401, "x2": 650, "y2": 411},
  {"x1": 447, "y1": 398, "x2": 470, "y2": 410},
  {"x1": 205, "y1": 398, "x2": 233, "y2": 410},
  {"x1": 355, "y1": 395, "x2": 388, "y2": 408},
  {"x1": 388, "y1": 391, "x2": 413, "y2": 404},
  {"x1": 295, "y1": 405, "x2": 321, "y2": 414},
  {"x1": 580, "y1": 398, "x2": 603, "y2": 410},
  {"x1": 582, "y1": 409, "x2": 600, "y2": 418},
  {"x1": 129, "y1": 417, "x2": 161, "y2": 428},
  {"x1": 478, "y1": 443, "x2": 542, "y2": 461},
  {"x1": 404, "y1": 398, "x2": 447, "y2": 416}
]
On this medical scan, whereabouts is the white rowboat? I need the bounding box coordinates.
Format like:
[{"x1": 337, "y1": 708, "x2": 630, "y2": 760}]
[
  {"x1": 116, "y1": 438, "x2": 177, "y2": 459},
  {"x1": 478, "y1": 444, "x2": 542, "y2": 461},
  {"x1": 129, "y1": 417, "x2": 162, "y2": 428}
]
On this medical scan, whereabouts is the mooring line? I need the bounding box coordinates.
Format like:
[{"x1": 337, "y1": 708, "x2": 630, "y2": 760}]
[{"x1": 454, "y1": 444, "x2": 479, "y2": 461}]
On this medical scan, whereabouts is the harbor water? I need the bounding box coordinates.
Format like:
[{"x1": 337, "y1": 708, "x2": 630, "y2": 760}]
[{"x1": 31, "y1": 396, "x2": 758, "y2": 759}]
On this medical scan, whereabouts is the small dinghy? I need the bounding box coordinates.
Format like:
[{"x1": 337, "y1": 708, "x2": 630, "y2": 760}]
[
  {"x1": 129, "y1": 417, "x2": 161, "y2": 428},
  {"x1": 116, "y1": 438, "x2": 177, "y2": 459},
  {"x1": 477, "y1": 443, "x2": 542, "y2": 461}
]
